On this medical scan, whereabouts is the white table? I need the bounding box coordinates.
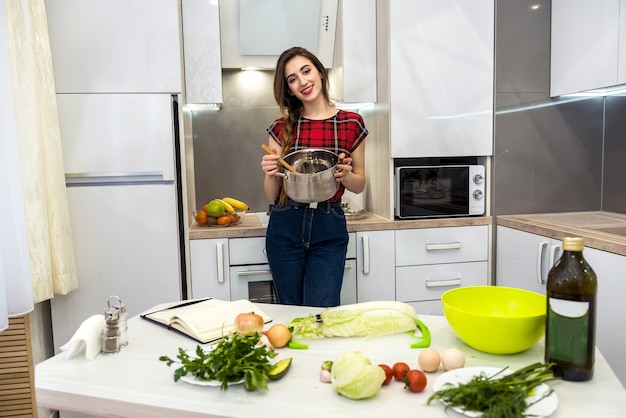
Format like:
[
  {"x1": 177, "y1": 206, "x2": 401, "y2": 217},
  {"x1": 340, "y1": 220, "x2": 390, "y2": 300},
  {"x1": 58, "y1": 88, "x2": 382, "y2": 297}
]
[{"x1": 36, "y1": 303, "x2": 626, "y2": 418}]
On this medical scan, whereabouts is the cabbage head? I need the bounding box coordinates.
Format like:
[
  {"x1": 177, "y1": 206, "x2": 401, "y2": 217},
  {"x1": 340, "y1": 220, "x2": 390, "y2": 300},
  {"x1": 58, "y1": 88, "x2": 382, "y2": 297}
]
[{"x1": 331, "y1": 351, "x2": 385, "y2": 400}]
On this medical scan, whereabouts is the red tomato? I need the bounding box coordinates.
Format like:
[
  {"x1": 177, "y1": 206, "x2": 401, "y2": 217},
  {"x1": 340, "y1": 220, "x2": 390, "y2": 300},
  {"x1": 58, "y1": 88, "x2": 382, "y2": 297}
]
[
  {"x1": 392, "y1": 362, "x2": 410, "y2": 382},
  {"x1": 404, "y1": 369, "x2": 427, "y2": 393},
  {"x1": 378, "y1": 364, "x2": 393, "y2": 385}
]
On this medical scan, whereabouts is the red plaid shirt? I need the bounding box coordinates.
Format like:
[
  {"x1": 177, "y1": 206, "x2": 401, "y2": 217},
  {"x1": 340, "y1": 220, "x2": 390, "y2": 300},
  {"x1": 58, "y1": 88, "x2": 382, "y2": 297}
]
[{"x1": 267, "y1": 110, "x2": 368, "y2": 201}]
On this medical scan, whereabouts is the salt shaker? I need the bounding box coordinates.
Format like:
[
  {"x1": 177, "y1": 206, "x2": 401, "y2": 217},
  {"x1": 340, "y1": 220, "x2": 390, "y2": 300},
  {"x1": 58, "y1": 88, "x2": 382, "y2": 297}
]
[
  {"x1": 101, "y1": 307, "x2": 120, "y2": 355},
  {"x1": 108, "y1": 295, "x2": 128, "y2": 347}
]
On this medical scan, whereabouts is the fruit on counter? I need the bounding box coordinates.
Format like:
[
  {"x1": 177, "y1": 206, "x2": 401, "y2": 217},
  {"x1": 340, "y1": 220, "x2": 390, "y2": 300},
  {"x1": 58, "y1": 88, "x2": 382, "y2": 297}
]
[
  {"x1": 378, "y1": 364, "x2": 393, "y2": 385},
  {"x1": 234, "y1": 312, "x2": 264, "y2": 335},
  {"x1": 205, "y1": 200, "x2": 225, "y2": 217},
  {"x1": 418, "y1": 347, "x2": 441, "y2": 373},
  {"x1": 392, "y1": 362, "x2": 410, "y2": 382},
  {"x1": 226, "y1": 212, "x2": 241, "y2": 223},
  {"x1": 216, "y1": 215, "x2": 232, "y2": 225},
  {"x1": 331, "y1": 351, "x2": 386, "y2": 400},
  {"x1": 441, "y1": 348, "x2": 465, "y2": 371},
  {"x1": 215, "y1": 198, "x2": 235, "y2": 213},
  {"x1": 268, "y1": 357, "x2": 292, "y2": 381},
  {"x1": 222, "y1": 196, "x2": 249, "y2": 211},
  {"x1": 262, "y1": 324, "x2": 292, "y2": 348},
  {"x1": 404, "y1": 369, "x2": 427, "y2": 393},
  {"x1": 195, "y1": 210, "x2": 208, "y2": 225}
]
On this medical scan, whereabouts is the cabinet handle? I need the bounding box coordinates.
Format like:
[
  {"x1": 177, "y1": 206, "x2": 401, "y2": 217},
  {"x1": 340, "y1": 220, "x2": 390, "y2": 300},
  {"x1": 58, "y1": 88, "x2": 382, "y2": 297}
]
[
  {"x1": 236, "y1": 269, "x2": 272, "y2": 276},
  {"x1": 362, "y1": 236, "x2": 370, "y2": 274},
  {"x1": 549, "y1": 244, "x2": 561, "y2": 270},
  {"x1": 425, "y1": 242, "x2": 461, "y2": 251},
  {"x1": 216, "y1": 243, "x2": 224, "y2": 283},
  {"x1": 344, "y1": 263, "x2": 352, "y2": 270},
  {"x1": 425, "y1": 278, "x2": 461, "y2": 288},
  {"x1": 537, "y1": 241, "x2": 547, "y2": 285}
]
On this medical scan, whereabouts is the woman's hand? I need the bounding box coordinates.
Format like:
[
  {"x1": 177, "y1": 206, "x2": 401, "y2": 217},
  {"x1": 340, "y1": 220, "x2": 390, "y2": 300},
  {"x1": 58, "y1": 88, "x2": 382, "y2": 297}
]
[
  {"x1": 334, "y1": 153, "x2": 353, "y2": 182},
  {"x1": 261, "y1": 152, "x2": 281, "y2": 176}
]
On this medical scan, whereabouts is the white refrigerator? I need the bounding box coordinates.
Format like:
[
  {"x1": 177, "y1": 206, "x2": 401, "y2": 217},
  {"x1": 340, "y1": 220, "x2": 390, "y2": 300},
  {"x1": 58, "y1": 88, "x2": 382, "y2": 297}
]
[{"x1": 51, "y1": 93, "x2": 184, "y2": 352}]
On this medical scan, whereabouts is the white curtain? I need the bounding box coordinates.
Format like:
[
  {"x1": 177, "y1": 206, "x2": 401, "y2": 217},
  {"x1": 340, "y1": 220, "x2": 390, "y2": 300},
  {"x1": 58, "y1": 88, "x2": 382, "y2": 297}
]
[{"x1": 1, "y1": 0, "x2": 78, "y2": 332}]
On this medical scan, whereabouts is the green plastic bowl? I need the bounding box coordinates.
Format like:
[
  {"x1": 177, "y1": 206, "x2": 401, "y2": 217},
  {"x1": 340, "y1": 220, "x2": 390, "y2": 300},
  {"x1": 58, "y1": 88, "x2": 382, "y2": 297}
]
[{"x1": 441, "y1": 286, "x2": 546, "y2": 355}]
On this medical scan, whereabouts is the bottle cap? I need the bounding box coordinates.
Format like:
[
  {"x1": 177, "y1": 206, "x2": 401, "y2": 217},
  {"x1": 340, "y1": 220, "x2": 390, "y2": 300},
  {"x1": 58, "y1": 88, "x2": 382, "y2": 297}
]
[{"x1": 562, "y1": 236, "x2": 584, "y2": 251}]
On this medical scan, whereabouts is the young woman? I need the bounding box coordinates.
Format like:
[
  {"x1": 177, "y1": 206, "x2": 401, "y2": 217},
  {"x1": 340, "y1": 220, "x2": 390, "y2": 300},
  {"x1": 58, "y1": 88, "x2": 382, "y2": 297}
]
[{"x1": 260, "y1": 46, "x2": 368, "y2": 307}]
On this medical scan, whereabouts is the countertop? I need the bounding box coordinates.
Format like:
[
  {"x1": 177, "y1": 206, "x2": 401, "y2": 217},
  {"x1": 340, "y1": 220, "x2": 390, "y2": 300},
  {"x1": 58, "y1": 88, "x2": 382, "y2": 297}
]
[
  {"x1": 189, "y1": 212, "x2": 493, "y2": 240},
  {"x1": 36, "y1": 303, "x2": 626, "y2": 418},
  {"x1": 497, "y1": 211, "x2": 626, "y2": 256}
]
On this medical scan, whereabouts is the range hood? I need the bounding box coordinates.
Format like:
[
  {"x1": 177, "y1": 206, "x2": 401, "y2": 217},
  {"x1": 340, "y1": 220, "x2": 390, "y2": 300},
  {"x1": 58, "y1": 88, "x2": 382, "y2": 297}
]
[{"x1": 219, "y1": 0, "x2": 338, "y2": 69}]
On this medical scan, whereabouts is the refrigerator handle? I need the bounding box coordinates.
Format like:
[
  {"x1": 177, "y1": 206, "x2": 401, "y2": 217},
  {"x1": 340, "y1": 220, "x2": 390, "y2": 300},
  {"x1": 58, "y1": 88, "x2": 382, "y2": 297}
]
[
  {"x1": 65, "y1": 171, "x2": 167, "y2": 185},
  {"x1": 216, "y1": 243, "x2": 224, "y2": 283}
]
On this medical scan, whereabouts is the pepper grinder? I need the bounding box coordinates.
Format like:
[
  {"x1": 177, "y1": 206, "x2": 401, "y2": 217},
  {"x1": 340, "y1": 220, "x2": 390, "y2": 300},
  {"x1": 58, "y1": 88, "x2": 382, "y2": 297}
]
[
  {"x1": 108, "y1": 295, "x2": 128, "y2": 347},
  {"x1": 101, "y1": 307, "x2": 120, "y2": 355}
]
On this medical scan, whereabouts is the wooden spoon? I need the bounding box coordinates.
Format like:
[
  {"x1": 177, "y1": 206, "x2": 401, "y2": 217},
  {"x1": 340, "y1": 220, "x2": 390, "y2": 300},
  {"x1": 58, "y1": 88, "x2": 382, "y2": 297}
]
[{"x1": 261, "y1": 144, "x2": 298, "y2": 173}]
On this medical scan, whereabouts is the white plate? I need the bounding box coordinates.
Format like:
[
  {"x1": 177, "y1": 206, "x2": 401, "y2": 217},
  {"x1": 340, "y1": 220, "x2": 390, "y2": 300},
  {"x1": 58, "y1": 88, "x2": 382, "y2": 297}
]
[
  {"x1": 179, "y1": 374, "x2": 243, "y2": 387},
  {"x1": 432, "y1": 367, "x2": 558, "y2": 417}
]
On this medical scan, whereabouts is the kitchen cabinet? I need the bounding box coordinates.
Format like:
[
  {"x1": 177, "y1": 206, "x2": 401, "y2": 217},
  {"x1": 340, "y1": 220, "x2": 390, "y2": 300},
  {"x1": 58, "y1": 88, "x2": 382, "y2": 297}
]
[
  {"x1": 181, "y1": 0, "x2": 222, "y2": 104},
  {"x1": 329, "y1": 0, "x2": 377, "y2": 104},
  {"x1": 190, "y1": 235, "x2": 357, "y2": 304},
  {"x1": 189, "y1": 238, "x2": 231, "y2": 300},
  {"x1": 550, "y1": 0, "x2": 621, "y2": 96},
  {"x1": 495, "y1": 226, "x2": 562, "y2": 293},
  {"x1": 395, "y1": 226, "x2": 490, "y2": 315},
  {"x1": 583, "y1": 247, "x2": 626, "y2": 388},
  {"x1": 356, "y1": 230, "x2": 395, "y2": 302},
  {"x1": 389, "y1": 0, "x2": 494, "y2": 158},
  {"x1": 45, "y1": 0, "x2": 182, "y2": 94},
  {"x1": 496, "y1": 225, "x2": 626, "y2": 388}
]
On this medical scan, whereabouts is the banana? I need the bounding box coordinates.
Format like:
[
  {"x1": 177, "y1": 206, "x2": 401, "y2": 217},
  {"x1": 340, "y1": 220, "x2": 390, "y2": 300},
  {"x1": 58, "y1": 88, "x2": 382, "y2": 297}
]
[
  {"x1": 222, "y1": 197, "x2": 249, "y2": 211},
  {"x1": 216, "y1": 198, "x2": 235, "y2": 213}
]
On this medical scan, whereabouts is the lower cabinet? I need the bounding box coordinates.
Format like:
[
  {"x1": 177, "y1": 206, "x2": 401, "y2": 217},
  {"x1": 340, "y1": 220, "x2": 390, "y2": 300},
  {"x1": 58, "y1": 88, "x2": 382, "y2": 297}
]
[
  {"x1": 356, "y1": 230, "x2": 396, "y2": 302},
  {"x1": 395, "y1": 225, "x2": 490, "y2": 315},
  {"x1": 189, "y1": 234, "x2": 357, "y2": 305},
  {"x1": 496, "y1": 225, "x2": 626, "y2": 388}
]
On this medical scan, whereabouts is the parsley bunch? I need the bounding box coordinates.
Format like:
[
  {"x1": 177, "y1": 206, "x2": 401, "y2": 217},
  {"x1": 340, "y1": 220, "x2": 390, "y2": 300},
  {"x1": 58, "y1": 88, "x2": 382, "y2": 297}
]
[
  {"x1": 427, "y1": 362, "x2": 558, "y2": 418},
  {"x1": 160, "y1": 332, "x2": 278, "y2": 391}
]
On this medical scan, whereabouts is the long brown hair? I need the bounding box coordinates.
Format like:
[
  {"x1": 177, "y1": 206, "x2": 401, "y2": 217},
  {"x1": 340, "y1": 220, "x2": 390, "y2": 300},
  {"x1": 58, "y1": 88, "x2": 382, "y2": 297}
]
[{"x1": 273, "y1": 47, "x2": 331, "y2": 204}]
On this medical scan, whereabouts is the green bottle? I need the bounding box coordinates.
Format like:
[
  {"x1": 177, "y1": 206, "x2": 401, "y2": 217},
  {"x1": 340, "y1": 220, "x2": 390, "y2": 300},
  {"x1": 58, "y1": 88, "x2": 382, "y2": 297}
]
[{"x1": 545, "y1": 236, "x2": 597, "y2": 381}]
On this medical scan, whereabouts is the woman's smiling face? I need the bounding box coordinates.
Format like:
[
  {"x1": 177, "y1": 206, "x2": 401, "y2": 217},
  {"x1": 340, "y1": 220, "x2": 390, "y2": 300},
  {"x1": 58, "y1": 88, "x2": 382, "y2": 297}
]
[{"x1": 284, "y1": 55, "x2": 323, "y2": 103}]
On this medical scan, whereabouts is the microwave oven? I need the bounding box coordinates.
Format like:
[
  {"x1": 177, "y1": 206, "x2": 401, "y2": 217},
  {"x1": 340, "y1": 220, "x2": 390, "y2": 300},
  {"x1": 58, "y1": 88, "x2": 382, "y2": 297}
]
[{"x1": 394, "y1": 165, "x2": 485, "y2": 219}]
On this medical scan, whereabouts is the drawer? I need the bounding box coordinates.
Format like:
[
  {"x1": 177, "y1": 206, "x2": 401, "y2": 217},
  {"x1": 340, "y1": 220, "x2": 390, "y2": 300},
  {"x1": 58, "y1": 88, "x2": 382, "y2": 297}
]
[
  {"x1": 395, "y1": 261, "x2": 488, "y2": 303},
  {"x1": 229, "y1": 237, "x2": 267, "y2": 265},
  {"x1": 395, "y1": 226, "x2": 488, "y2": 266},
  {"x1": 229, "y1": 233, "x2": 356, "y2": 266}
]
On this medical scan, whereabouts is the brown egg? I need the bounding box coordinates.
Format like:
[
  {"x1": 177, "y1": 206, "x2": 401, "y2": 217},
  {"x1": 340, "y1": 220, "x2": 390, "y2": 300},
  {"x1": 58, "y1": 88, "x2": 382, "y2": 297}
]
[{"x1": 418, "y1": 347, "x2": 441, "y2": 372}]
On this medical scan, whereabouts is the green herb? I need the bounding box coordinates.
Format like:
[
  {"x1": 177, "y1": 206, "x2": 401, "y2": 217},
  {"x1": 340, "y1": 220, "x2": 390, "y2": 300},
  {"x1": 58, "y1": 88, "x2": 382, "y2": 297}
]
[
  {"x1": 427, "y1": 362, "x2": 558, "y2": 418},
  {"x1": 159, "y1": 332, "x2": 278, "y2": 391}
]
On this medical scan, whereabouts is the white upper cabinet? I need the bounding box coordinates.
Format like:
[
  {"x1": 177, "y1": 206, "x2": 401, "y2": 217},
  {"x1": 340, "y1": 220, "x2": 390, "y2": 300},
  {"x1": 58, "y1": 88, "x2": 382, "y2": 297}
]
[
  {"x1": 389, "y1": 0, "x2": 494, "y2": 158},
  {"x1": 45, "y1": 0, "x2": 182, "y2": 94},
  {"x1": 550, "y1": 0, "x2": 620, "y2": 96},
  {"x1": 619, "y1": 1, "x2": 626, "y2": 84},
  {"x1": 330, "y1": 0, "x2": 377, "y2": 103},
  {"x1": 181, "y1": 0, "x2": 222, "y2": 104}
]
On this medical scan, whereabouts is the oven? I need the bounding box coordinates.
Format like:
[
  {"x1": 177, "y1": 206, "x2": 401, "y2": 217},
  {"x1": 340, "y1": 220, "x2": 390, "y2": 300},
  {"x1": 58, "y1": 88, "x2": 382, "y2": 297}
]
[{"x1": 229, "y1": 235, "x2": 357, "y2": 304}]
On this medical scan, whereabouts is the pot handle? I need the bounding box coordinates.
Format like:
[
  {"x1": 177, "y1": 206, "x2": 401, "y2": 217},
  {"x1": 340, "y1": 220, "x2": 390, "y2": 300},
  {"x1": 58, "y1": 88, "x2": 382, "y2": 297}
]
[{"x1": 275, "y1": 172, "x2": 288, "y2": 179}]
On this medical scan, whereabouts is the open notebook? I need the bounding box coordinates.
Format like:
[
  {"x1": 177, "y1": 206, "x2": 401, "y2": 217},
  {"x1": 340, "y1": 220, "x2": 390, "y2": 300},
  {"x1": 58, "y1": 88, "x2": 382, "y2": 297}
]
[{"x1": 140, "y1": 298, "x2": 272, "y2": 344}]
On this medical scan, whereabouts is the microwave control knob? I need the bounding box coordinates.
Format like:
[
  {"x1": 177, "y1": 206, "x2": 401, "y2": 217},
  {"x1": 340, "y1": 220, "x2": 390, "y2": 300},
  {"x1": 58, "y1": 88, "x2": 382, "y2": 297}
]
[
  {"x1": 473, "y1": 174, "x2": 484, "y2": 184},
  {"x1": 473, "y1": 189, "x2": 484, "y2": 200}
]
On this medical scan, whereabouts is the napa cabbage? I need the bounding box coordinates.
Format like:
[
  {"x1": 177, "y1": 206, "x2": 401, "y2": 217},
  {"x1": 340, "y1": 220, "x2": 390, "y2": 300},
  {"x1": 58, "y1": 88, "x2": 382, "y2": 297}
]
[{"x1": 288, "y1": 301, "x2": 419, "y2": 339}]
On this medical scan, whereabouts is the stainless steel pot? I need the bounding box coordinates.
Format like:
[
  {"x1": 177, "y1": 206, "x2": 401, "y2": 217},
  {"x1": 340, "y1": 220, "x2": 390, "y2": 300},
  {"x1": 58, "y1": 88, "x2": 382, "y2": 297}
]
[{"x1": 275, "y1": 149, "x2": 340, "y2": 203}]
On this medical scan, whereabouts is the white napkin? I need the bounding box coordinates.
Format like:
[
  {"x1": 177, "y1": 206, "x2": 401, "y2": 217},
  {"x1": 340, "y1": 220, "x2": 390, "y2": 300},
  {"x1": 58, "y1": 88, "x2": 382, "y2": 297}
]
[{"x1": 59, "y1": 314, "x2": 104, "y2": 360}]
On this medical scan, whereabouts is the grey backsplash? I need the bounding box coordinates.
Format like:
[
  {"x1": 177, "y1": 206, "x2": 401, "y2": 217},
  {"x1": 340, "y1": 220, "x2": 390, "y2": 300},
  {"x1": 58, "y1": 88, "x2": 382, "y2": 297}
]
[
  {"x1": 494, "y1": 0, "x2": 625, "y2": 216},
  {"x1": 191, "y1": 70, "x2": 282, "y2": 213}
]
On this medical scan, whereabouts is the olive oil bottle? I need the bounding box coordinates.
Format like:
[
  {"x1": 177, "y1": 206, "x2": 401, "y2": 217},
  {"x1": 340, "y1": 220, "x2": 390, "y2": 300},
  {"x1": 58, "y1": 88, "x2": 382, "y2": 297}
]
[{"x1": 545, "y1": 236, "x2": 597, "y2": 381}]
